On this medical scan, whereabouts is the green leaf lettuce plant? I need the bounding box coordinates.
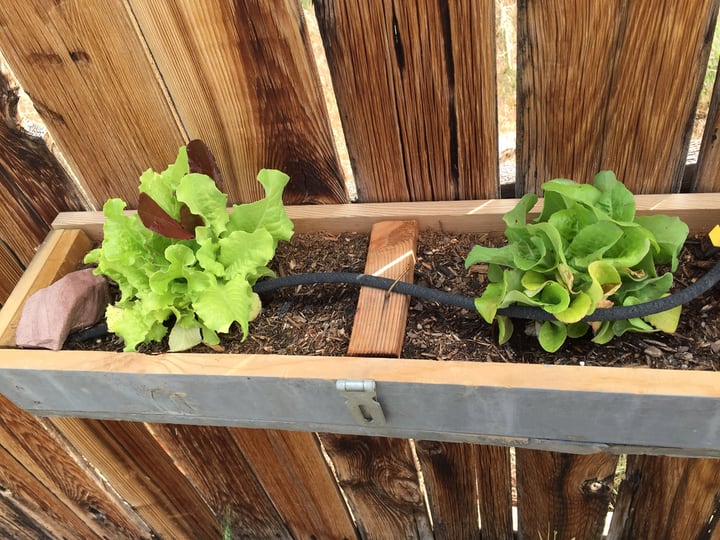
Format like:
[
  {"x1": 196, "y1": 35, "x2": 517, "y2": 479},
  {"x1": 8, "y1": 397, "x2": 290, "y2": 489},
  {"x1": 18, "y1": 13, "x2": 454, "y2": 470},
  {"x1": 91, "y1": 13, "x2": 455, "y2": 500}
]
[
  {"x1": 465, "y1": 172, "x2": 689, "y2": 352},
  {"x1": 85, "y1": 145, "x2": 294, "y2": 352}
]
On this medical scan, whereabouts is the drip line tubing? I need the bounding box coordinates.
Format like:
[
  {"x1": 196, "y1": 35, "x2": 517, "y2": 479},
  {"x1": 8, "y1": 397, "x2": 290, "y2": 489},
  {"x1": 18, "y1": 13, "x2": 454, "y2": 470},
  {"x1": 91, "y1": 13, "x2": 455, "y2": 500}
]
[
  {"x1": 69, "y1": 262, "x2": 720, "y2": 342},
  {"x1": 253, "y1": 262, "x2": 720, "y2": 322}
]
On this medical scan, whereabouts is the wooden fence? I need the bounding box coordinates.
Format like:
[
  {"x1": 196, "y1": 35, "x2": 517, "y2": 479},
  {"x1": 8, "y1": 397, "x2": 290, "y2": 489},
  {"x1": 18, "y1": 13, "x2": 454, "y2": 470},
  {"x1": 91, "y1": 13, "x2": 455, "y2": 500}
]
[{"x1": 0, "y1": 1, "x2": 720, "y2": 538}]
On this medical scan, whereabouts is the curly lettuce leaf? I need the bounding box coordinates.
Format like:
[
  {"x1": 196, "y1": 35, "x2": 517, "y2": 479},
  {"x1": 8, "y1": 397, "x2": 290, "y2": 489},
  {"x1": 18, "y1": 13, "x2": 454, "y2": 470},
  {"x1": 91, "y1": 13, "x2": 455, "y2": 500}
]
[{"x1": 85, "y1": 144, "x2": 293, "y2": 352}]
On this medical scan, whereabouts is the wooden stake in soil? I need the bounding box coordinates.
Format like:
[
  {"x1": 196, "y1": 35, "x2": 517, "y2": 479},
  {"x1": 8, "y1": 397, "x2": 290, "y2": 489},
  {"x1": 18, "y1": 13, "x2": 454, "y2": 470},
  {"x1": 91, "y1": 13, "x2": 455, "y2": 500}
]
[{"x1": 348, "y1": 220, "x2": 418, "y2": 357}]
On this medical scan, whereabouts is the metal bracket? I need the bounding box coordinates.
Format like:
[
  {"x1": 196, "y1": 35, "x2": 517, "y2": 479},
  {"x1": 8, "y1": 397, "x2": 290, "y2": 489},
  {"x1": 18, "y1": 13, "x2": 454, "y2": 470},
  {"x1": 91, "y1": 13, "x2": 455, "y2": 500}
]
[{"x1": 336, "y1": 379, "x2": 386, "y2": 426}]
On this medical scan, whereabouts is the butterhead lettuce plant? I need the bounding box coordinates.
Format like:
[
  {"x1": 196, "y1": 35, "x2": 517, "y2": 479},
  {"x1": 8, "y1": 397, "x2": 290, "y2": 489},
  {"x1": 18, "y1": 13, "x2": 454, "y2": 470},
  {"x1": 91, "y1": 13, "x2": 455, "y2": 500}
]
[
  {"x1": 85, "y1": 144, "x2": 294, "y2": 352},
  {"x1": 465, "y1": 172, "x2": 689, "y2": 352}
]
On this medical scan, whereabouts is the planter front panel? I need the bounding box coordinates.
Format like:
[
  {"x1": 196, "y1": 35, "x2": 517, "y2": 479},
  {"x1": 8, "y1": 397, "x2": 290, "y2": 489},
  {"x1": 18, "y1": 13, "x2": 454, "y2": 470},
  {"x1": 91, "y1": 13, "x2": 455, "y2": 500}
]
[{"x1": 1, "y1": 356, "x2": 720, "y2": 457}]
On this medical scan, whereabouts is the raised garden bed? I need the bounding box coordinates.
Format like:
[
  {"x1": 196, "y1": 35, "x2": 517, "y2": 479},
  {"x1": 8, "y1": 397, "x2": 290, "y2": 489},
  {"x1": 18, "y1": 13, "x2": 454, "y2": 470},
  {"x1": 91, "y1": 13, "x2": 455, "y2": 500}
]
[{"x1": 1, "y1": 195, "x2": 720, "y2": 457}]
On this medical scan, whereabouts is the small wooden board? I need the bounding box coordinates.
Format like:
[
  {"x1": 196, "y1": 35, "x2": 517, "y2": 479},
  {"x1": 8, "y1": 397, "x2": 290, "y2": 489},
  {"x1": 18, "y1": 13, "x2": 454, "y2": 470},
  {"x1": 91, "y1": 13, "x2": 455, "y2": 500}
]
[{"x1": 348, "y1": 220, "x2": 418, "y2": 356}]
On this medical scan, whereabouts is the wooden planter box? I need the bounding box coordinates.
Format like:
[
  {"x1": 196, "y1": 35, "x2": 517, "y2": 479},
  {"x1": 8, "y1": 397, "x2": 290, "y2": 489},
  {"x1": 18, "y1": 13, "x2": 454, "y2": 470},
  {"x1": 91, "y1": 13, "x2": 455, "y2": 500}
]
[{"x1": 2, "y1": 194, "x2": 720, "y2": 458}]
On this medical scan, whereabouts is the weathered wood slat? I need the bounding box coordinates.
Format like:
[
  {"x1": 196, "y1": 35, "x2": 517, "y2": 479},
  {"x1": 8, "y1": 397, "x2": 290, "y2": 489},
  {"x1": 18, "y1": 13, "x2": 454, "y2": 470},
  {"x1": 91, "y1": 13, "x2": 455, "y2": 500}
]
[
  {"x1": 414, "y1": 440, "x2": 480, "y2": 539},
  {"x1": 318, "y1": 433, "x2": 432, "y2": 538},
  {"x1": 348, "y1": 220, "x2": 418, "y2": 356},
  {"x1": 128, "y1": 0, "x2": 346, "y2": 204},
  {"x1": 0, "y1": 241, "x2": 23, "y2": 306},
  {"x1": 608, "y1": 455, "x2": 720, "y2": 539},
  {"x1": 148, "y1": 424, "x2": 293, "y2": 538},
  {"x1": 517, "y1": 0, "x2": 719, "y2": 194},
  {"x1": 476, "y1": 445, "x2": 514, "y2": 539},
  {"x1": 229, "y1": 429, "x2": 357, "y2": 539},
  {"x1": 0, "y1": 0, "x2": 185, "y2": 206},
  {"x1": 0, "y1": 495, "x2": 55, "y2": 540},
  {"x1": 694, "y1": 54, "x2": 720, "y2": 192},
  {"x1": 0, "y1": 71, "x2": 87, "y2": 304},
  {"x1": 515, "y1": 450, "x2": 617, "y2": 540},
  {"x1": 0, "y1": 72, "x2": 87, "y2": 222},
  {"x1": 49, "y1": 418, "x2": 220, "y2": 539},
  {"x1": 0, "y1": 429, "x2": 102, "y2": 538},
  {"x1": 0, "y1": 395, "x2": 153, "y2": 538},
  {"x1": 315, "y1": 1, "x2": 498, "y2": 202}
]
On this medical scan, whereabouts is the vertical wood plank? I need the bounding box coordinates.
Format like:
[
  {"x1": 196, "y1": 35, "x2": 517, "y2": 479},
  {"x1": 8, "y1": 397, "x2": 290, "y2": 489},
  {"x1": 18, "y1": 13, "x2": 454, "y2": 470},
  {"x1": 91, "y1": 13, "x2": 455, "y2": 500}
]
[
  {"x1": 230, "y1": 428, "x2": 358, "y2": 539},
  {"x1": 148, "y1": 424, "x2": 293, "y2": 539},
  {"x1": 477, "y1": 444, "x2": 514, "y2": 539},
  {"x1": 608, "y1": 455, "x2": 720, "y2": 540},
  {"x1": 515, "y1": 449, "x2": 617, "y2": 540},
  {"x1": 694, "y1": 55, "x2": 720, "y2": 192},
  {"x1": 0, "y1": 0, "x2": 186, "y2": 206},
  {"x1": 317, "y1": 433, "x2": 432, "y2": 539},
  {"x1": 315, "y1": 1, "x2": 498, "y2": 202},
  {"x1": 348, "y1": 220, "x2": 418, "y2": 357},
  {"x1": 129, "y1": 0, "x2": 347, "y2": 204},
  {"x1": 0, "y1": 395, "x2": 153, "y2": 538},
  {"x1": 50, "y1": 418, "x2": 220, "y2": 539},
  {"x1": 518, "y1": 0, "x2": 719, "y2": 195},
  {"x1": 414, "y1": 440, "x2": 480, "y2": 539},
  {"x1": 0, "y1": 242, "x2": 23, "y2": 306}
]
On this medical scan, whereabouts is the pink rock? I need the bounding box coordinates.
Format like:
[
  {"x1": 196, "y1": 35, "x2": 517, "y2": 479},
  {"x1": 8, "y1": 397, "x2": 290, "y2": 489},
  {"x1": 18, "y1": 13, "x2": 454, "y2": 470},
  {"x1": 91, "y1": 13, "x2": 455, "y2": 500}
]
[{"x1": 15, "y1": 268, "x2": 110, "y2": 350}]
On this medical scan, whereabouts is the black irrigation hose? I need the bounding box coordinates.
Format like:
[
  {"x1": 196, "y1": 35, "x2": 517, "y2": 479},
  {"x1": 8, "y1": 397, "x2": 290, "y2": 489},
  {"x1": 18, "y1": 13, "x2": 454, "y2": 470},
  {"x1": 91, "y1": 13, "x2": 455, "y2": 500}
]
[
  {"x1": 253, "y1": 261, "x2": 720, "y2": 322},
  {"x1": 69, "y1": 260, "x2": 720, "y2": 342}
]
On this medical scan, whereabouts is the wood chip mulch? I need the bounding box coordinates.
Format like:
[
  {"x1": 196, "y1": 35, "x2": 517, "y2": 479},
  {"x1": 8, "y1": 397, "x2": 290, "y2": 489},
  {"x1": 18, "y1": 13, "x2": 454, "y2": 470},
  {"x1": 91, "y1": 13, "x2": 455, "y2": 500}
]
[{"x1": 70, "y1": 231, "x2": 720, "y2": 370}]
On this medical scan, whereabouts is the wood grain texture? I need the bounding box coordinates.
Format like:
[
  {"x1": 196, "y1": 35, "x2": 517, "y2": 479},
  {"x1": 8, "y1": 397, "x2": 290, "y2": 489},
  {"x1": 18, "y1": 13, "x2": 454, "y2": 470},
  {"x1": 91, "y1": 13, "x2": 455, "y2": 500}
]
[
  {"x1": 515, "y1": 450, "x2": 618, "y2": 540},
  {"x1": 0, "y1": 394, "x2": 153, "y2": 538},
  {"x1": 348, "y1": 220, "x2": 418, "y2": 356},
  {"x1": 53, "y1": 192, "x2": 720, "y2": 241},
  {"x1": 0, "y1": 241, "x2": 23, "y2": 306},
  {"x1": 317, "y1": 433, "x2": 432, "y2": 539},
  {"x1": 129, "y1": 0, "x2": 346, "y2": 204},
  {"x1": 315, "y1": 1, "x2": 498, "y2": 202},
  {"x1": 0, "y1": 72, "x2": 87, "y2": 223},
  {"x1": 49, "y1": 418, "x2": 220, "y2": 539},
  {"x1": 148, "y1": 424, "x2": 292, "y2": 538},
  {"x1": 608, "y1": 455, "x2": 720, "y2": 539},
  {"x1": 0, "y1": 71, "x2": 88, "y2": 304},
  {"x1": 694, "y1": 54, "x2": 720, "y2": 192},
  {"x1": 0, "y1": 495, "x2": 55, "y2": 540},
  {"x1": 0, "y1": 0, "x2": 185, "y2": 207},
  {"x1": 230, "y1": 428, "x2": 357, "y2": 539},
  {"x1": 476, "y1": 445, "x2": 514, "y2": 539},
  {"x1": 414, "y1": 440, "x2": 480, "y2": 539},
  {"x1": 518, "y1": 0, "x2": 719, "y2": 195}
]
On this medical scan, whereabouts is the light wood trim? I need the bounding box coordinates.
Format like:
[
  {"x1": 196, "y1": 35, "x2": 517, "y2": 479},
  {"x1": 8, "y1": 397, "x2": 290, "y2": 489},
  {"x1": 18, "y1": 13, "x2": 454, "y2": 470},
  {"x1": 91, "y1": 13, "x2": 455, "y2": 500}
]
[
  {"x1": 1, "y1": 349, "x2": 719, "y2": 399},
  {"x1": 0, "y1": 229, "x2": 92, "y2": 346},
  {"x1": 52, "y1": 193, "x2": 720, "y2": 241}
]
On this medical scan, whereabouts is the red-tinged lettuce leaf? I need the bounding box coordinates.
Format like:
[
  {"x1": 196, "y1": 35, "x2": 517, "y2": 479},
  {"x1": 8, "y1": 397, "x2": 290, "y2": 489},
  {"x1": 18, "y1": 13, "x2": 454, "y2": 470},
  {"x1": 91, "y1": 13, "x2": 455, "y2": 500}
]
[
  {"x1": 187, "y1": 139, "x2": 223, "y2": 191},
  {"x1": 138, "y1": 192, "x2": 197, "y2": 239},
  {"x1": 180, "y1": 203, "x2": 204, "y2": 234}
]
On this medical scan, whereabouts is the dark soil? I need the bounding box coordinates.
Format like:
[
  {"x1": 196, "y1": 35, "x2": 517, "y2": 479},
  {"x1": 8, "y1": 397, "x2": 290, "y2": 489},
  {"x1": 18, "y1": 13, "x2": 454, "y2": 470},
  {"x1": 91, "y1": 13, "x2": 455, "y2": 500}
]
[{"x1": 69, "y1": 232, "x2": 720, "y2": 370}]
